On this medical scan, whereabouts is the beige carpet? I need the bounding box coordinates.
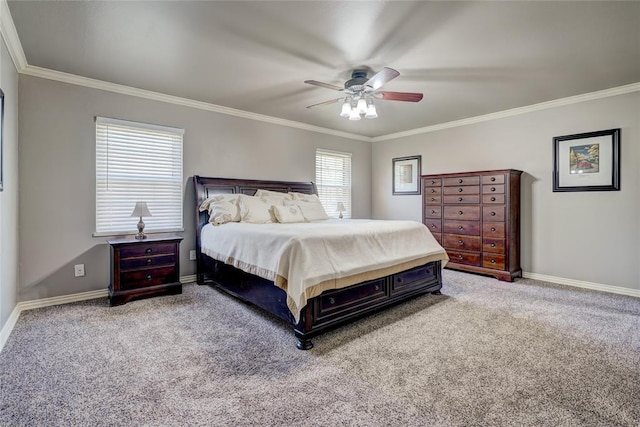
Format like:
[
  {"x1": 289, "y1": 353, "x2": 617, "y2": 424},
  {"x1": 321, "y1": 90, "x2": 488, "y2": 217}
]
[{"x1": 1, "y1": 270, "x2": 639, "y2": 426}]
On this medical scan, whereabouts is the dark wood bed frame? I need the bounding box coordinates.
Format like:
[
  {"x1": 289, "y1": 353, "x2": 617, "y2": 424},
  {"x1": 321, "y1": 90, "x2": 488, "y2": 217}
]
[{"x1": 193, "y1": 175, "x2": 443, "y2": 349}]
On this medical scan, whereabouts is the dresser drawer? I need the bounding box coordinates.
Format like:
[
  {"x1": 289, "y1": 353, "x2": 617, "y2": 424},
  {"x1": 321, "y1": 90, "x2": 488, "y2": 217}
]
[
  {"x1": 482, "y1": 174, "x2": 505, "y2": 185},
  {"x1": 425, "y1": 220, "x2": 442, "y2": 233},
  {"x1": 391, "y1": 264, "x2": 438, "y2": 296},
  {"x1": 448, "y1": 250, "x2": 481, "y2": 266},
  {"x1": 483, "y1": 254, "x2": 506, "y2": 270},
  {"x1": 443, "y1": 176, "x2": 480, "y2": 186},
  {"x1": 119, "y1": 243, "x2": 176, "y2": 258},
  {"x1": 483, "y1": 222, "x2": 505, "y2": 238},
  {"x1": 443, "y1": 220, "x2": 480, "y2": 236},
  {"x1": 426, "y1": 206, "x2": 442, "y2": 218},
  {"x1": 120, "y1": 266, "x2": 178, "y2": 290},
  {"x1": 424, "y1": 178, "x2": 442, "y2": 187},
  {"x1": 482, "y1": 194, "x2": 505, "y2": 204},
  {"x1": 483, "y1": 206, "x2": 506, "y2": 221},
  {"x1": 444, "y1": 206, "x2": 480, "y2": 220},
  {"x1": 483, "y1": 184, "x2": 505, "y2": 195},
  {"x1": 444, "y1": 195, "x2": 480, "y2": 204},
  {"x1": 317, "y1": 278, "x2": 387, "y2": 320},
  {"x1": 120, "y1": 254, "x2": 176, "y2": 270},
  {"x1": 443, "y1": 234, "x2": 481, "y2": 252},
  {"x1": 443, "y1": 185, "x2": 480, "y2": 196},
  {"x1": 425, "y1": 186, "x2": 442, "y2": 195},
  {"x1": 425, "y1": 195, "x2": 442, "y2": 204},
  {"x1": 483, "y1": 238, "x2": 505, "y2": 254}
]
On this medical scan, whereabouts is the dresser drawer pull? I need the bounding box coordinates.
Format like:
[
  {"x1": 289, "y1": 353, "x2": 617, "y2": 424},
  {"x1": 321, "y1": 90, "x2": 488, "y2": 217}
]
[
  {"x1": 458, "y1": 179, "x2": 463, "y2": 183},
  {"x1": 431, "y1": 198, "x2": 436, "y2": 202},
  {"x1": 329, "y1": 297, "x2": 335, "y2": 305},
  {"x1": 490, "y1": 243, "x2": 496, "y2": 247},
  {"x1": 425, "y1": 268, "x2": 430, "y2": 274},
  {"x1": 146, "y1": 274, "x2": 152, "y2": 280},
  {"x1": 491, "y1": 197, "x2": 496, "y2": 201},
  {"x1": 457, "y1": 255, "x2": 463, "y2": 260},
  {"x1": 458, "y1": 197, "x2": 463, "y2": 202},
  {"x1": 490, "y1": 177, "x2": 496, "y2": 182},
  {"x1": 490, "y1": 212, "x2": 496, "y2": 216},
  {"x1": 490, "y1": 187, "x2": 496, "y2": 192},
  {"x1": 431, "y1": 180, "x2": 436, "y2": 185},
  {"x1": 431, "y1": 189, "x2": 436, "y2": 193},
  {"x1": 397, "y1": 277, "x2": 403, "y2": 283},
  {"x1": 431, "y1": 210, "x2": 436, "y2": 214},
  {"x1": 490, "y1": 227, "x2": 496, "y2": 232},
  {"x1": 458, "y1": 240, "x2": 464, "y2": 245},
  {"x1": 458, "y1": 188, "x2": 463, "y2": 193},
  {"x1": 458, "y1": 225, "x2": 464, "y2": 230},
  {"x1": 490, "y1": 259, "x2": 496, "y2": 264},
  {"x1": 458, "y1": 210, "x2": 464, "y2": 215},
  {"x1": 430, "y1": 224, "x2": 436, "y2": 229},
  {"x1": 374, "y1": 284, "x2": 380, "y2": 291},
  {"x1": 146, "y1": 258, "x2": 153, "y2": 264},
  {"x1": 145, "y1": 248, "x2": 153, "y2": 254}
]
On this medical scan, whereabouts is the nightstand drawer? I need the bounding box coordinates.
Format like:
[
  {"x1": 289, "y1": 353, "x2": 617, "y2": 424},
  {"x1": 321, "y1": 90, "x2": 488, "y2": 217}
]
[
  {"x1": 120, "y1": 266, "x2": 177, "y2": 289},
  {"x1": 120, "y1": 254, "x2": 176, "y2": 270},
  {"x1": 119, "y1": 243, "x2": 176, "y2": 258}
]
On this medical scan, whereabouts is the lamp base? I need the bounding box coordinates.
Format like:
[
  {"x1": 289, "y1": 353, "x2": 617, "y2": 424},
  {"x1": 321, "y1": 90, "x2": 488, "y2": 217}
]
[
  {"x1": 135, "y1": 217, "x2": 147, "y2": 239},
  {"x1": 339, "y1": 212, "x2": 343, "y2": 219}
]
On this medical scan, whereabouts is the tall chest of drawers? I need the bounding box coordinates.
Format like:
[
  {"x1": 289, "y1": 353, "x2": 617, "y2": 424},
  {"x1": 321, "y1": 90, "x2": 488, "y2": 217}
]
[{"x1": 422, "y1": 169, "x2": 522, "y2": 282}]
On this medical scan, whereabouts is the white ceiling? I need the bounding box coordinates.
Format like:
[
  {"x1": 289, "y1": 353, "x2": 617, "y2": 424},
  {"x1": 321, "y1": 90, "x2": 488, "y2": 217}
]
[{"x1": 7, "y1": 1, "x2": 640, "y2": 138}]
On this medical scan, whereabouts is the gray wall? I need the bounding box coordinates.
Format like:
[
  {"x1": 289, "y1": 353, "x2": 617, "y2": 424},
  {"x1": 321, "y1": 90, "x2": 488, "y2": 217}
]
[
  {"x1": 18, "y1": 75, "x2": 372, "y2": 301},
  {"x1": 372, "y1": 92, "x2": 640, "y2": 292},
  {"x1": 0, "y1": 37, "x2": 19, "y2": 327}
]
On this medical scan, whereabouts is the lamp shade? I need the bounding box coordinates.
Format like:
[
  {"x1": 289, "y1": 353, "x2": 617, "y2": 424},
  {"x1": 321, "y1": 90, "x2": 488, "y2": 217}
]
[
  {"x1": 131, "y1": 201, "x2": 152, "y2": 217},
  {"x1": 336, "y1": 202, "x2": 346, "y2": 212}
]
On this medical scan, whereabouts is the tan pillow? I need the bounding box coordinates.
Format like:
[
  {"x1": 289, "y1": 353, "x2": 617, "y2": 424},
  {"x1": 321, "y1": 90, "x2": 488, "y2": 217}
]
[
  {"x1": 272, "y1": 204, "x2": 306, "y2": 224},
  {"x1": 288, "y1": 192, "x2": 320, "y2": 203},
  {"x1": 200, "y1": 194, "x2": 240, "y2": 225},
  {"x1": 296, "y1": 201, "x2": 329, "y2": 221},
  {"x1": 238, "y1": 195, "x2": 276, "y2": 224},
  {"x1": 255, "y1": 189, "x2": 293, "y2": 203},
  {"x1": 199, "y1": 193, "x2": 236, "y2": 212}
]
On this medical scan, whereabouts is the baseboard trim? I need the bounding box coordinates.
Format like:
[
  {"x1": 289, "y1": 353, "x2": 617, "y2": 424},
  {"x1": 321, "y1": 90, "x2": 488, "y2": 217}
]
[
  {"x1": 522, "y1": 272, "x2": 640, "y2": 298},
  {"x1": 0, "y1": 305, "x2": 21, "y2": 353}
]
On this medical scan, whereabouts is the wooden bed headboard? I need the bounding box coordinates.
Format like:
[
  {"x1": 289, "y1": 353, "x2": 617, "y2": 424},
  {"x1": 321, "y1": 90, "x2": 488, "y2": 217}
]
[{"x1": 192, "y1": 175, "x2": 317, "y2": 282}]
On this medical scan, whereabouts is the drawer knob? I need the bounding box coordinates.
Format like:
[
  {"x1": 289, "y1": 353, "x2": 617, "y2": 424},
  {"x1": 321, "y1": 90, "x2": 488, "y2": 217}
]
[
  {"x1": 458, "y1": 179, "x2": 463, "y2": 183},
  {"x1": 490, "y1": 212, "x2": 496, "y2": 216},
  {"x1": 329, "y1": 297, "x2": 335, "y2": 305},
  {"x1": 458, "y1": 197, "x2": 463, "y2": 202},
  {"x1": 431, "y1": 180, "x2": 436, "y2": 185},
  {"x1": 457, "y1": 255, "x2": 463, "y2": 260},
  {"x1": 431, "y1": 189, "x2": 436, "y2": 193},
  {"x1": 491, "y1": 243, "x2": 496, "y2": 247},
  {"x1": 458, "y1": 225, "x2": 464, "y2": 230},
  {"x1": 491, "y1": 197, "x2": 496, "y2": 202},
  {"x1": 146, "y1": 274, "x2": 152, "y2": 280},
  {"x1": 458, "y1": 188, "x2": 463, "y2": 193},
  {"x1": 491, "y1": 177, "x2": 496, "y2": 182},
  {"x1": 374, "y1": 284, "x2": 380, "y2": 291},
  {"x1": 431, "y1": 198, "x2": 436, "y2": 202},
  {"x1": 397, "y1": 277, "x2": 403, "y2": 283},
  {"x1": 491, "y1": 227, "x2": 496, "y2": 232},
  {"x1": 458, "y1": 210, "x2": 463, "y2": 215},
  {"x1": 431, "y1": 210, "x2": 436, "y2": 214},
  {"x1": 145, "y1": 248, "x2": 153, "y2": 254},
  {"x1": 491, "y1": 187, "x2": 496, "y2": 192},
  {"x1": 490, "y1": 259, "x2": 496, "y2": 264},
  {"x1": 458, "y1": 240, "x2": 464, "y2": 245},
  {"x1": 146, "y1": 258, "x2": 152, "y2": 264},
  {"x1": 430, "y1": 224, "x2": 436, "y2": 228},
  {"x1": 425, "y1": 268, "x2": 430, "y2": 274}
]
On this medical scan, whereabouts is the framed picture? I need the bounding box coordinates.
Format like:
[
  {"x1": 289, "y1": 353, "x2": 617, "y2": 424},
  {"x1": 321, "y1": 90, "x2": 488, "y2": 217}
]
[
  {"x1": 392, "y1": 155, "x2": 421, "y2": 195},
  {"x1": 552, "y1": 128, "x2": 620, "y2": 192},
  {"x1": 0, "y1": 89, "x2": 4, "y2": 192}
]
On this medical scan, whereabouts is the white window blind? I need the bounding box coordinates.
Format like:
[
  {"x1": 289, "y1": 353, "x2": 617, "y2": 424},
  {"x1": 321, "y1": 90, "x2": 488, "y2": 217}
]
[
  {"x1": 95, "y1": 117, "x2": 184, "y2": 236},
  {"x1": 316, "y1": 149, "x2": 352, "y2": 219}
]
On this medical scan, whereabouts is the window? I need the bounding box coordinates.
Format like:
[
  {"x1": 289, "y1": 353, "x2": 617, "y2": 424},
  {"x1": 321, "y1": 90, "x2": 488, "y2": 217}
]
[
  {"x1": 95, "y1": 117, "x2": 184, "y2": 236},
  {"x1": 315, "y1": 149, "x2": 352, "y2": 218}
]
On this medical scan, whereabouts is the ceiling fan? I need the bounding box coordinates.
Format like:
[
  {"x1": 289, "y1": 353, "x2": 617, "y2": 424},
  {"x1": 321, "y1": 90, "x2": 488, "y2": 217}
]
[{"x1": 304, "y1": 67, "x2": 423, "y2": 120}]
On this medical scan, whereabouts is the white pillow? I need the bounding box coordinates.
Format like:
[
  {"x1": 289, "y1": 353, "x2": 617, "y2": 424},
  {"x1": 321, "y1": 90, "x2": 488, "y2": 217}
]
[
  {"x1": 296, "y1": 201, "x2": 329, "y2": 221},
  {"x1": 255, "y1": 189, "x2": 293, "y2": 203},
  {"x1": 272, "y1": 204, "x2": 306, "y2": 224},
  {"x1": 238, "y1": 195, "x2": 276, "y2": 224},
  {"x1": 200, "y1": 194, "x2": 241, "y2": 225},
  {"x1": 288, "y1": 192, "x2": 320, "y2": 203}
]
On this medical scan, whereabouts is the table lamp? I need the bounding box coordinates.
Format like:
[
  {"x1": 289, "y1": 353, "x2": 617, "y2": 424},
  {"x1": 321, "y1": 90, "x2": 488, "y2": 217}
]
[
  {"x1": 336, "y1": 202, "x2": 346, "y2": 219},
  {"x1": 131, "y1": 201, "x2": 152, "y2": 239}
]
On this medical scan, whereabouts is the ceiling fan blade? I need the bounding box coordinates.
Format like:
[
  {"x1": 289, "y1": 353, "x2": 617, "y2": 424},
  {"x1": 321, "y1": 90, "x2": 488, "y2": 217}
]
[
  {"x1": 304, "y1": 80, "x2": 344, "y2": 91},
  {"x1": 365, "y1": 67, "x2": 400, "y2": 90},
  {"x1": 377, "y1": 91, "x2": 423, "y2": 102},
  {"x1": 306, "y1": 98, "x2": 343, "y2": 109}
]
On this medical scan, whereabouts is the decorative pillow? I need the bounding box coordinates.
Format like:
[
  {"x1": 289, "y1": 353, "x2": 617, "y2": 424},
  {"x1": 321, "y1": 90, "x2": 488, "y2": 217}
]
[
  {"x1": 200, "y1": 194, "x2": 241, "y2": 225},
  {"x1": 272, "y1": 204, "x2": 306, "y2": 224},
  {"x1": 238, "y1": 195, "x2": 276, "y2": 224},
  {"x1": 296, "y1": 201, "x2": 329, "y2": 221},
  {"x1": 255, "y1": 189, "x2": 293, "y2": 201},
  {"x1": 288, "y1": 192, "x2": 321, "y2": 203}
]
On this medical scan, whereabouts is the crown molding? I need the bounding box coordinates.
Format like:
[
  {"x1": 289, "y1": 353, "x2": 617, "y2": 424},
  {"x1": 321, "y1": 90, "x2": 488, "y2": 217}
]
[
  {"x1": 21, "y1": 65, "x2": 371, "y2": 142},
  {"x1": 373, "y1": 82, "x2": 640, "y2": 142},
  {"x1": 0, "y1": 0, "x2": 27, "y2": 72}
]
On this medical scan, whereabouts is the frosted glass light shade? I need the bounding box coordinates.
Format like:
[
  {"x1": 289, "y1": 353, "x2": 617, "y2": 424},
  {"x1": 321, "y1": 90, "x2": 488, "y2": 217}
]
[
  {"x1": 348, "y1": 108, "x2": 361, "y2": 120},
  {"x1": 356, "y1": 98, "x2": 367, "y2": 114},
  {"x1": 365, "y1": 103, "x2": 378, "y2": 119},
  {"x1": 340, "y1": 100, "x2": 351, "y2": 117}
]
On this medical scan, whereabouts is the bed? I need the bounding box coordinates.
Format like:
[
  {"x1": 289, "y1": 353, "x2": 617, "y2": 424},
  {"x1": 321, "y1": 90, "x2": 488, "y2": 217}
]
[{"x1": 193, "y1": 175, "x2": 448, "y2": 349}]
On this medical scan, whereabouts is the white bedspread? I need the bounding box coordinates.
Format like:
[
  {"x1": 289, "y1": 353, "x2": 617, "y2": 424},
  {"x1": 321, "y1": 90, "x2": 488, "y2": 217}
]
[{"x1": 201, "y1": 219, "x2": 448, "y2": 322}]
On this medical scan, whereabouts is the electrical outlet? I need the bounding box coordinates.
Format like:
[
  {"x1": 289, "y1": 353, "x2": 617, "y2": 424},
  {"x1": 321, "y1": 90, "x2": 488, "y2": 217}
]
[
  {"x1": 189, "y1": 250, "x2": 197, "y2": 261},
  {"x1": 74, "y1": 264, "x2": 85, "y2": 277}
]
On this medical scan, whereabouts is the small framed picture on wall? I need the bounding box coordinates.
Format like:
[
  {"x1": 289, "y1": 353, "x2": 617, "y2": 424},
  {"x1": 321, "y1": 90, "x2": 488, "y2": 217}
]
[{"x1": 392, "y1": 155, "x2": 421, "y2": 195}]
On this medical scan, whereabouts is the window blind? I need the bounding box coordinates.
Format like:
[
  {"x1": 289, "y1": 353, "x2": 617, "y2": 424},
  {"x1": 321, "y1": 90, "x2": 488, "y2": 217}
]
[
  {"x1": 315, "y1": 149, "x2": 352, "y2": 219},
  {"x1": 95, "y1": 117, "x2": 184, "y2": 236}
]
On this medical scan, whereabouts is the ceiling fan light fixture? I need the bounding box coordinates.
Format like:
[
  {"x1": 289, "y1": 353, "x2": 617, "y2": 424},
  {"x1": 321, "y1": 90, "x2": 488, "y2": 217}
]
[
  {"x1": 339, "y1": 99, "x2": 351, "y2": 117},
  {"x1": 348, "y1": 107, "x2": 361, "y2": 121},
  {"x1": 356, "y1": 98, "x2": 367, "y2": 114},
  {"x1": 365, "y1": 102, "x2": 377, "y2": 119}
]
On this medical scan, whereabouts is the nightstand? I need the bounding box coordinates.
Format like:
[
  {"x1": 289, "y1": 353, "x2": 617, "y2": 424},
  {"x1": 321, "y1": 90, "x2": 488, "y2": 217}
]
[{"x1": 107, "y1": 235, "x2": 183, "y2": 306}]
